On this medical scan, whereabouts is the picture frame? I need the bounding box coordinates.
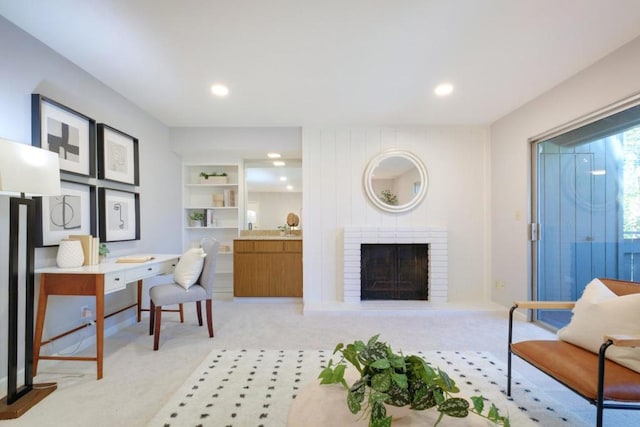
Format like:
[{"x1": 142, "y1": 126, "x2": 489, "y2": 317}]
[
  {"x1": 98, "y1": 188, "x2": 140, "y2": 242},
  {"x1": 35, "y1": 181, "x2": 97, "y2": 247},
  {"x1": 97, "y1": 123, "x2": 140, "y2": 185},
  {"x1": 31, "y1": 93, "x2": 96, "y2": 177}
]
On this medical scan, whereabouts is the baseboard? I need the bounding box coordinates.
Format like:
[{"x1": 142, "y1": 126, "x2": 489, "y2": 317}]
[{"x1": 302, "y1": 300, "x2": 506, "y2": 315}]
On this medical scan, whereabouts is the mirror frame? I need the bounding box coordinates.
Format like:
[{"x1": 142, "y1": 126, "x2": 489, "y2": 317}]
[{"x1": 363, "y1": 149, "x2": 428, "y2": 213}]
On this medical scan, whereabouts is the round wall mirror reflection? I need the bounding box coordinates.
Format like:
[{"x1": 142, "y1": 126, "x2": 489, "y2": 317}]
[{"x1": 363, "y1": 150, "x2": 428, "y2": 213}]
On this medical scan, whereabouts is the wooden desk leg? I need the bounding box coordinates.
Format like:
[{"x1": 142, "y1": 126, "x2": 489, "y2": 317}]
[
  {"x1": 137, "y1": 280, "x2": 143, "y2": 322},
  {"x1": 33, "y1": 275, "x2": 49, "y2": 377},
  {"x1": 95, "y1": 276, "x2": 105, "y2": 380}
]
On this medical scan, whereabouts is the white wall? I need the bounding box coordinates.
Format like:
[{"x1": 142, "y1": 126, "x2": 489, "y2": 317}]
[
  {"x1": 302, "y1": 127, "x2": 490, "y2": 307},
  {"x1": 169, "y1": 127, "x2": 302, "y2": 160},
  {"x1": 490, "y1": 35, "x2": 640, "y2": 307},
  {"x1": 0, "y1": 17, "x2": 182, "y2": 385}
]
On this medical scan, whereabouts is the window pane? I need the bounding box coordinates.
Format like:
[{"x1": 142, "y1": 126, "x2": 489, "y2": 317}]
[{"x1": 535, "y1": 105, "x2": 640, "y2": 329}]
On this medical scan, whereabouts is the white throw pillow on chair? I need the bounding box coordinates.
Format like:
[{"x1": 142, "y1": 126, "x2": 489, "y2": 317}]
[
  {"x1": 173, "y1": 248, "x2": 207, "y2": 290},
  {"x1": 557, "y1": 278, "x2": 640, "y2": 373}
]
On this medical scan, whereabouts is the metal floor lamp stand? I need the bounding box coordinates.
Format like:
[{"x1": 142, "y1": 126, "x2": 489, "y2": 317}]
[{"x1": 0, "y1": 196, "x2": 56, "y2": 419}]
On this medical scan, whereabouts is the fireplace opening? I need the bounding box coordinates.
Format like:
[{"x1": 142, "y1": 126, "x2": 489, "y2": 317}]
[{"x1": 360, "y1": 244, "x2": 428, "y2": 300}]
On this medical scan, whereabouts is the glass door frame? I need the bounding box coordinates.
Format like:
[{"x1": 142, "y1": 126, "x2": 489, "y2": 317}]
[{"x1": 529, "y1": 93, "x2": 640, "y2": 327}]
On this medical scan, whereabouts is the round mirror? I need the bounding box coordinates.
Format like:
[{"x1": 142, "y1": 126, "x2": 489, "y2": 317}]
[{"x1": 363, "y1": 150, "x2": 428, "y2": 213}]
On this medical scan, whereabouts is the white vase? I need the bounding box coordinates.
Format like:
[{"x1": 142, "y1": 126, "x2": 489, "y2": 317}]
[{"x1": 56, "y1": 240, "x2": 84, "y2": 268}]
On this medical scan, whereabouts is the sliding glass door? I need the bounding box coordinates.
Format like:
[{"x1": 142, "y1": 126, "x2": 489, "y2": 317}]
[{"x1": 532, "y1": 104, "x2": 640, "y2": 329}]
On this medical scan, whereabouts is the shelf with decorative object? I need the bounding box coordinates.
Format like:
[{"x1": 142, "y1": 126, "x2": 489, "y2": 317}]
[{"x1": 182, "y1": 163, "x2": 241, "y2": 297}]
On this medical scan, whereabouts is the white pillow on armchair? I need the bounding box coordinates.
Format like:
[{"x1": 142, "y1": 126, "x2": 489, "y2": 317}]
[
  {"x1": 173, "y1": 248, "x2": 207, "y2": 290},
  {"x1": 557, "y1": 278, "x2": 640, "y2": 373}
]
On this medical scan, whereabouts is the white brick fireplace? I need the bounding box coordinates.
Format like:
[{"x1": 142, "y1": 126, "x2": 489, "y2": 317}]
[{"x1": 343, "y1": 226, "x2": 448, "y2": 303}]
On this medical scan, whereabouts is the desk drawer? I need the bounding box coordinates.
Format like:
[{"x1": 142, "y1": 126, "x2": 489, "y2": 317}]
[
  {"x1": 104, "y1": 259, "x2": 177, "y2": 295},
  {"x1": 105, "y1": 272, "x2": 127, "y2": 294},
  {"x1": 126, "y1": 262, "x2": 169, "y2": 282}
]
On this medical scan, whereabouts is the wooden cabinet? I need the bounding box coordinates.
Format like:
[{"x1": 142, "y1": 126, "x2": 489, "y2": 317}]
[{"x1": 233, "y1": 239, "x2": 302, "y2": 297}]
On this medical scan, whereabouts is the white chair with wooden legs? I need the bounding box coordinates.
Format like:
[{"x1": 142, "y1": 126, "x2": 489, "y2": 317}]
[{"x1": 149, "y1": 238, "x2": 219, "y2": 350}]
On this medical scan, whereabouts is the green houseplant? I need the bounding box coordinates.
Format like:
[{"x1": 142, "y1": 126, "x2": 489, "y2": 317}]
[
  {"x1": 98, "y1": 243, "x2": 109, "y2": 257},
  {"x1": 189, "y1": 211, "x2": 205, "y2": 227},
  {"x1": 199, "y1": 171, "x2": 228, "y2": 183},
  {"x1": 98, "y1": 243, "x2": 109, "y2": 263},
  {"x1": 318, "y1": 335, "x2": 509, "y2": 427}
]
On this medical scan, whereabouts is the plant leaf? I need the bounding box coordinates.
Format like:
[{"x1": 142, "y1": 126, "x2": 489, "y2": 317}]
[
  {"x1": 333, "y1": 342, "x2": 344, "y2": 354},
  {"x1": 385, "y1": 380, "x2": 412, "y2": 407},
  {"x1": 411, "y1": 389, "x2": 437, "y2": 410},
  {"x1": 367, "y1": 334, "x2": 380, "y2": 347},
  {"x1": 371, "y1": 415, "x2": 392, "y2": 427},
  {"x1": 346, "y1": 389, "x2": 362, "y2": 414},
  {"x1": 470, "y1": 395, "x2": 485, "y2": 414},
  {"x1": 433, "y1": 387, "x2": 445, "y2": 405},
  {"x1": 370, "y1": 358, "x2": 391, "y2": 370},
  {"x1": 317, "y1": 366, "x2": 335, "y2": 384},
  {"x1": 488, "y1": 403, "x2": 500, "y2": 421},
  {"x1": 438, "y1": 397, "x2": 470, "y2": 418},
  {"x1": 371, "y1": 372, "x2": 392, "y2": 392},
  {"x1": 437, "y1": 368, "x2": 459, "y2": 392},
  {"x1": 388, "y1": 353, "x2": 405, "y2": 369},
  {"x1": 391, "y1": 372, "x2": 408, "y2": 389}
]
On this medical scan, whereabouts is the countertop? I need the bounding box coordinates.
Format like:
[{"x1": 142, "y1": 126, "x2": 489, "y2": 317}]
[
  {"x1": 234, "y1": 235, "x2": 302, "y2": 240},
  {"x1": 236, "y1": 229, "x2": 302, "y2": 240}
]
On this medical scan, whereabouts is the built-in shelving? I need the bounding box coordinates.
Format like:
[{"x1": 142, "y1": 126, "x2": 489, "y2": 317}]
[{"x1": 182, "y1": 163, "x2": 241, "y2": 296}]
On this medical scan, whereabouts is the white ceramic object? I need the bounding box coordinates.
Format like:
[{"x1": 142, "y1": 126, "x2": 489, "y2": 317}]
[{"x1": 56, "y1": 240, "x2": 84, "y2": 268}]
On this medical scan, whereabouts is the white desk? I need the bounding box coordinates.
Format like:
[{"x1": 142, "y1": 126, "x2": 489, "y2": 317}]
[{"x1": 34, "y1": 254, "x2": 179, "y2": 379}]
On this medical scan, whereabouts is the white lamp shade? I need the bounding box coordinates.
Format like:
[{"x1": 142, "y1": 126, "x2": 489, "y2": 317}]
[{"x1": 0, "y1": 137, "x2": 61, "y2": 196}]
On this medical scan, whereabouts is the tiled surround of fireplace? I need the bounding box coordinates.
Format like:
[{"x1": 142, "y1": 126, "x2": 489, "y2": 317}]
[{"x1": 343, "y1": 227, "x2": 448, "y2": 303}]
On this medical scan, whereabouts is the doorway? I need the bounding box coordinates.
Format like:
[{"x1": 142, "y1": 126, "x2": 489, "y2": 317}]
[{"x1": 532, "y1": 103, "x2": 640, "y2": 328}]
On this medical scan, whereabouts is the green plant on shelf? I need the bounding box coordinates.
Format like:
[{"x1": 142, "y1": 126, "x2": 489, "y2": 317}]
[
  {"x1": 199, "y1": 171, "x2": 228, "y2": 179},
  {"x1": 190, "y1": 211, "x2": 205, "y2": 221}
]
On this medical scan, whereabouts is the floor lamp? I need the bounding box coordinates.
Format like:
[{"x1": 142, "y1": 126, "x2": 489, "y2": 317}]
[{"x1": 0, "y1": 138, "x2": 61, "y2": 419}]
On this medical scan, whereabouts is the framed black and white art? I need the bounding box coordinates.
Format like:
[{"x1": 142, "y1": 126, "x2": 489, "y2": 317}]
[
  {"x1": 98, "y1": 188, "x2": 140, "y2": 242},
  {"x1": 97, "y1": 124, "x2": 140, "y2": 185},
  {"x1": 31, "y1": 94, "x2": 96, "y2": 177},
  {"x1": 35, "y1": 181, "x2": 97, "y2": 247}
]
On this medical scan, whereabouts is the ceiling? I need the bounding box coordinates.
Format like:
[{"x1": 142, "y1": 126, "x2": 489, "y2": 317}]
[{"x1": 2, "y1": 1, "x2": 640, "y2": 128}]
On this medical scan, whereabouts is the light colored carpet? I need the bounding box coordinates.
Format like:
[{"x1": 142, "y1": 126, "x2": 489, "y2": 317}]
[
  {"x1": 148, "y1": 348, "x2": 587, "y2": 426},
  {"x1": 2, "y1": 299, "x2": 638, "y2": 426}
]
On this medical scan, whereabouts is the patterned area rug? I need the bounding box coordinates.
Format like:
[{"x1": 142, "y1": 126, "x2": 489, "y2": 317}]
[{"x1": 148, "y1": 349, "x2": 587, "y2": 427}]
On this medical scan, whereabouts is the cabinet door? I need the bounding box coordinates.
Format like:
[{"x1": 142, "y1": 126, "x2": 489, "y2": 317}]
[
  {"x1": 233, "y1": 253, "x2": 257, "y2": 296},
  {"x1": 281, "y1": 252, "x2": 302, "y2": 297}
]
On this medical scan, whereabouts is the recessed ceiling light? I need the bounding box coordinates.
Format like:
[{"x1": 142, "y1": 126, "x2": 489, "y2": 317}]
[
  {"x1": 210, "y1": 83, "x2": 229, "y2": 97},
  {"x1": 434, "y1": 83, "x2": 454, "y2": 97},
  {"x1": 273, "y1": 161, "x2": 285, "y2": 166},
  {"x1": 286, "y1": 185, "x2": 293, "y2": 190},
  {"x1": 280, "y1": 176, "x2": 287, "y2": 181},
  {"x1": 267, "y1": 153, "x2": 281, "y2": 159}
]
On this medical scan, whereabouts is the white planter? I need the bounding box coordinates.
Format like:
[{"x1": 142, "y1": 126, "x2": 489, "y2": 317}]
[
  {"x1": 56, "y1": 240, "x2": 84, "y2": 268},
  {"x1": 200, "y1": 176, "x2": 227, "y2": 184}
]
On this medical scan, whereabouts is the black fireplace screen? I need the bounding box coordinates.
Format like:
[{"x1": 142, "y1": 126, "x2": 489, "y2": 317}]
[{"x1": 360, "y1": 244, "x2": 428, "y2": 300}]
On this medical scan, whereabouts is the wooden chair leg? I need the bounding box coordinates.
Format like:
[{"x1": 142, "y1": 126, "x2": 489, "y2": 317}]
[
  {"x1": 179, "y1": 303, "x2": 184, "y2": 323},
  {"x1": 206, "y1": 299, "x2": 214, "y2": 338},
  {"x1": 196, "y1": 301, "x2": 203, "y2": 326},
  {"x1": 153, "y1": 306, "x2": 162, "y2": 351},
  {"x1": 149, "y1": 301, "x2": 156, "y2": 335}
]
